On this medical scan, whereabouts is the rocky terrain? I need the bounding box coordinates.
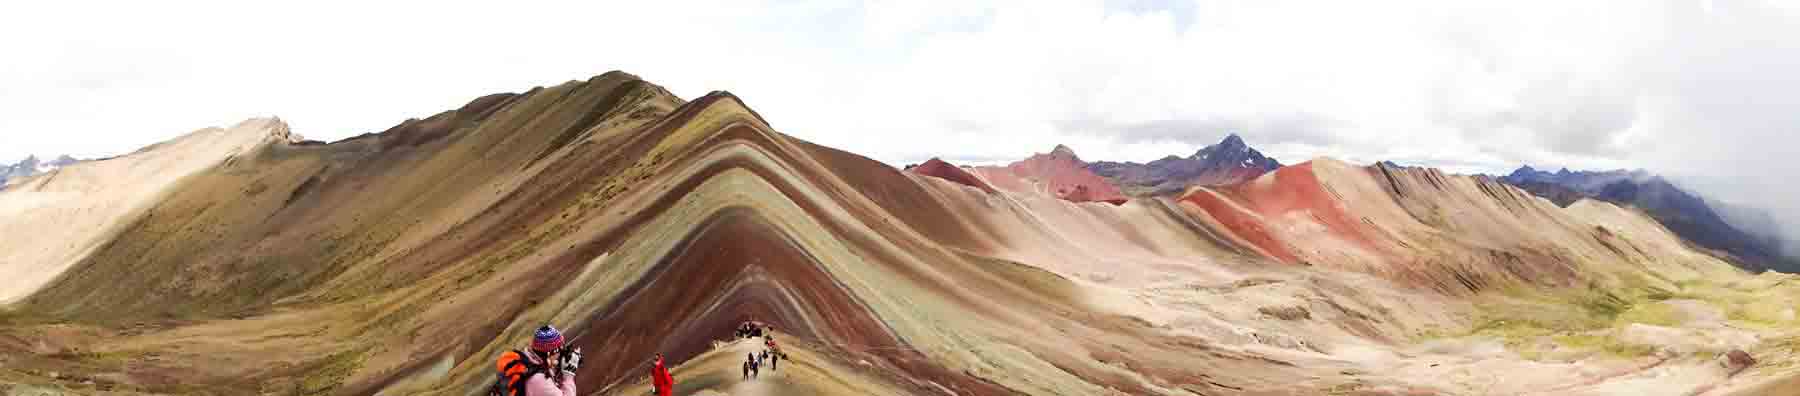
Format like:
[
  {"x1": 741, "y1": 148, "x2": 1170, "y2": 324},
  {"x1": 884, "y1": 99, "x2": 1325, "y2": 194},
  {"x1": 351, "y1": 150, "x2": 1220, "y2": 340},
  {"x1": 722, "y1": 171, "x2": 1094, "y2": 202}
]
[{"x1": 2, "y1": 72, "x2": 1798, "y2": 395}]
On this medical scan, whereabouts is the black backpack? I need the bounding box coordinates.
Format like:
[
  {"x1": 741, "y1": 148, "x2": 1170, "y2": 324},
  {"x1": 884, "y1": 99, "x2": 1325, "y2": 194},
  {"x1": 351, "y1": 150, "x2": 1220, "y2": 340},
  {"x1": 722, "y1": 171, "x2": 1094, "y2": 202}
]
[{"x1": 489, "y1": 350, "x2": 548, "y2": 396}]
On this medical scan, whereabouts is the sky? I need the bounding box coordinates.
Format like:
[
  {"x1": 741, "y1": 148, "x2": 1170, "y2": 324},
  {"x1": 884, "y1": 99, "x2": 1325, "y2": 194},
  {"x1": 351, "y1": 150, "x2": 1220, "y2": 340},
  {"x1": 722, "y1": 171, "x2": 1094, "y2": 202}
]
[{"x1": 3, "y1": 0, "x2": 1798, "y2": 230}]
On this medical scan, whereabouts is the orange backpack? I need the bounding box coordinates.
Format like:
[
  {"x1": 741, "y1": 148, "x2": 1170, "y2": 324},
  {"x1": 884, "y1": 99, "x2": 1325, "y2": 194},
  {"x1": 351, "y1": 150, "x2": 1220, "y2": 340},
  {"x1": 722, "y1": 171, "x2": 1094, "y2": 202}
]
[{"x1": 489, "y1": 350, "x2": 547, "y2": 396}]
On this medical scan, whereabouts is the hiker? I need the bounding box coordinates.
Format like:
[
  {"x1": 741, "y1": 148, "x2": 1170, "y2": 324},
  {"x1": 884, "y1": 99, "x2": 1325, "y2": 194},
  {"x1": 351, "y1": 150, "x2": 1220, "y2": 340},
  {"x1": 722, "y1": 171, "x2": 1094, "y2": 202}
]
[
  {"x1": 764, "y1": 333, "x2": 781, "y2": 370},
  {"x1": 768, "y1": 347, "x2": 779, "y2": 371},
  {"x1": 742, "y1": 355, "x2": 752, "y2": 380},
  {"x1": 748, "y1": 352, "x2": 760, "y2": 379},
  {"x1": 651, "y1": 353, "x2": 673, "y2": 396},
  {"x1": 489, "y1": 325, "x2": 581, "y2": 396}
]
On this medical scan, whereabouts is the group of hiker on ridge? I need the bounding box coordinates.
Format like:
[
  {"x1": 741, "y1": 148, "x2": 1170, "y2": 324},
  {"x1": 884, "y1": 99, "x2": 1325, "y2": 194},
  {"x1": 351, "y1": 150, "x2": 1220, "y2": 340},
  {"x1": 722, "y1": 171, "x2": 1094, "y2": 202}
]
[
  {"x1": 742, "y1": 330, "x2": 782, "y2": 380},
  {"x1": 488, "y1": 325, "x2": 674, "y2": 396},
  {"x1": 492, "y1": 322, "x2": 790, "y2": 395},
  {"x1": 733, "y1": 320, "x2": 785, "y2": 382}
]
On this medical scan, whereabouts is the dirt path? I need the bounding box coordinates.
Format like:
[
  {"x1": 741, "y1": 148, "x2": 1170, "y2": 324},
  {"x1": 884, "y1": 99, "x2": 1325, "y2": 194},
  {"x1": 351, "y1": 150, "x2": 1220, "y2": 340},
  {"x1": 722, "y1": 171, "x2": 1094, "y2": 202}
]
[
  {"x1": 726, "y1": 370, "x2": 778, "y2": 396},
  {"x1": 722, "y1": 337, "x2": 787, "y2": 395},
  {"x1": 681, "y1": 337, "x2": 788, "y2": 396}
]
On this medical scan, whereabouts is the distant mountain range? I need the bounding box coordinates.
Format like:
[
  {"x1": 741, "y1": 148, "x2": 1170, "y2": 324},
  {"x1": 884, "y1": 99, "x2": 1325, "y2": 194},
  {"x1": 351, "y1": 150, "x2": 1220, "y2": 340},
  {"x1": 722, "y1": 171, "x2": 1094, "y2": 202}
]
[
  {"x1": 0, "y1": 154, "x2": 79, "y2": 187},
  {"x1": 1088, "y1": 134, "x2": 1281, "y2": 196},
  {"x1": 1501, "y1": 166, "x2": 1797, "y2": 273},
  {"x1": 1501, "y1": 166, "x2": 1655, "y2": 196}
]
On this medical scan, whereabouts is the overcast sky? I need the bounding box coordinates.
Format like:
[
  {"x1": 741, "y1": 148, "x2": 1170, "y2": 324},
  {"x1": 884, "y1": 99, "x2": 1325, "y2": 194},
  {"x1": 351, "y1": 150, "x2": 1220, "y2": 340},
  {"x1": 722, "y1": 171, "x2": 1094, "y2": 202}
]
[{"x1": 4, "y1": 1, "x2": 1798, "y2": 221}]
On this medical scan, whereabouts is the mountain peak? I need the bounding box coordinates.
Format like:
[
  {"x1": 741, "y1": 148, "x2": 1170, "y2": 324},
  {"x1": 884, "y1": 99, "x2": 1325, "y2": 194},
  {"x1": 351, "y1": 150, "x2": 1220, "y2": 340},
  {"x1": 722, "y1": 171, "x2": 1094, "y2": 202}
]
[
  {"x1": 1191, "y1": 134, "x2": 1277, "y2": 168},
  {"x1": 1088, "y1": 133, "x2": 1280, "y2": 193},
  {"x1": 977, "y1": 144, "x2": 1123, "y2": 203},
  {"x1": 1220, "y1": 133, "x2": 1246, "y2": 148},
  {"x1": 1506, "y1": 165, "x2": 1544, "y2": 180},
  {"x1": 1044, "y1": 144, "x2": 1085, "y2": 164}
]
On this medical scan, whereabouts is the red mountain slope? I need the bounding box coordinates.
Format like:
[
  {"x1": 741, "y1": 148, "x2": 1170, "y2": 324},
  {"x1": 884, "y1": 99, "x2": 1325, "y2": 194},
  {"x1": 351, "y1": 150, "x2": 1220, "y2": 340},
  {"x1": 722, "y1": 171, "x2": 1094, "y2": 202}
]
[
  {"x1": 971, "y1": 145, "x2": 1128, "y2": 204},
  {"x1": 905, "y1": 157, "x2": 996, "y2": 193}
]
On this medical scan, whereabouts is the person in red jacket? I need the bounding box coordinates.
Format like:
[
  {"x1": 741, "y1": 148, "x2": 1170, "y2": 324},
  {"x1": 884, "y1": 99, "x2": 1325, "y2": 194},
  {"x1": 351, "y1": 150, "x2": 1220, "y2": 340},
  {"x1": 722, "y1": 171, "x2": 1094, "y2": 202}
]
[{"x1": 651, "y1": 353, "x2": 673, "y2": 396}]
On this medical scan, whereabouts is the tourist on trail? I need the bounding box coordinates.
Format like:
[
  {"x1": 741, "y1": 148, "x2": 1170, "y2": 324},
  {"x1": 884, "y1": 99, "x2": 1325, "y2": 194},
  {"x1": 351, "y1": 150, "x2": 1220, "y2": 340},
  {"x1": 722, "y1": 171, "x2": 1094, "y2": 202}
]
[
  {"x1": 768, "y1": 347, "x2": 779, "y2": 371},
  {"x1": 488, "y1": 325, "x2": 580, "y2": 396},
  {"x1": 651, "y1": 353, "x2": 673, "y2": 396},
  {"x1": 765, "y1": 333, "x2": 781, "y2": 370},
  {"x1": 745, "y1": 353, "x2": 757, "y2": 380},
  {"x1": 748, "y1": 352, "x2": 760, "y2": 379}
]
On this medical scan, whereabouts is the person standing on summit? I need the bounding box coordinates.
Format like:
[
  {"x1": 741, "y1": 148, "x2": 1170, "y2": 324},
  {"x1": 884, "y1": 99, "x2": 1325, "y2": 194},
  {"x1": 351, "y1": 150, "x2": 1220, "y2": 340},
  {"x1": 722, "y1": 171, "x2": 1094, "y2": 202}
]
[{"x1": 651, "y1": 353, "x2": 674, "y2": 396}]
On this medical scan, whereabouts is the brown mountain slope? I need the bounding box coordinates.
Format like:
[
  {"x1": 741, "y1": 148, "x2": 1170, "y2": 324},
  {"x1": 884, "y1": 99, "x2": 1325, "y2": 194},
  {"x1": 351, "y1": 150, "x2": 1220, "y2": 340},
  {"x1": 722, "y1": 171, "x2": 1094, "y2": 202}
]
[{"x1": 2, "y1": 72, "x2": 1798, "y2": 396}]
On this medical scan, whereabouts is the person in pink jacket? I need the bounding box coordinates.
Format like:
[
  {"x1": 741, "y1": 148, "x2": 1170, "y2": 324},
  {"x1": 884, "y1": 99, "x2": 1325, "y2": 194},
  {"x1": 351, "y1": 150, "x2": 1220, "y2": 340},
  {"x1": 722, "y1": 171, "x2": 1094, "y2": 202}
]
[{"x1": 524, "y1": 325, "x2": 578, "y2": 396}]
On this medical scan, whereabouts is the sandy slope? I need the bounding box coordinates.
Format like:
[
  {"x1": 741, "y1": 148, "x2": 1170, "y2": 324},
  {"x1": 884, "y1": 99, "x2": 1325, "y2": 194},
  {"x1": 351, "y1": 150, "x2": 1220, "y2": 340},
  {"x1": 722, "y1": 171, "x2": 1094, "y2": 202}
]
[
  {"x1": 2, "y1": 72, "x2": 1798, "y2": 396},
  {"x1": 0, "y1": 118, "x2": 292, "y2": 302}
]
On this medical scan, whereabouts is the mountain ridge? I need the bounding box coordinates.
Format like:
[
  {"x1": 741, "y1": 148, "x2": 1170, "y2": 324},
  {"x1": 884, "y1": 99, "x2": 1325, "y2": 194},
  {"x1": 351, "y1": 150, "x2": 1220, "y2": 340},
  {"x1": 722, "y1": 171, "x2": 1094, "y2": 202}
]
[
  {"x1": 3, "y1": 71, "x2": 1797, "y2": 395},
  {"x1": 1501, "y1": 164, "x2": 1797, "y2": 272},
  {"x1": 1088, "y1": 133, "x2": 1282, "y2": 196}
]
